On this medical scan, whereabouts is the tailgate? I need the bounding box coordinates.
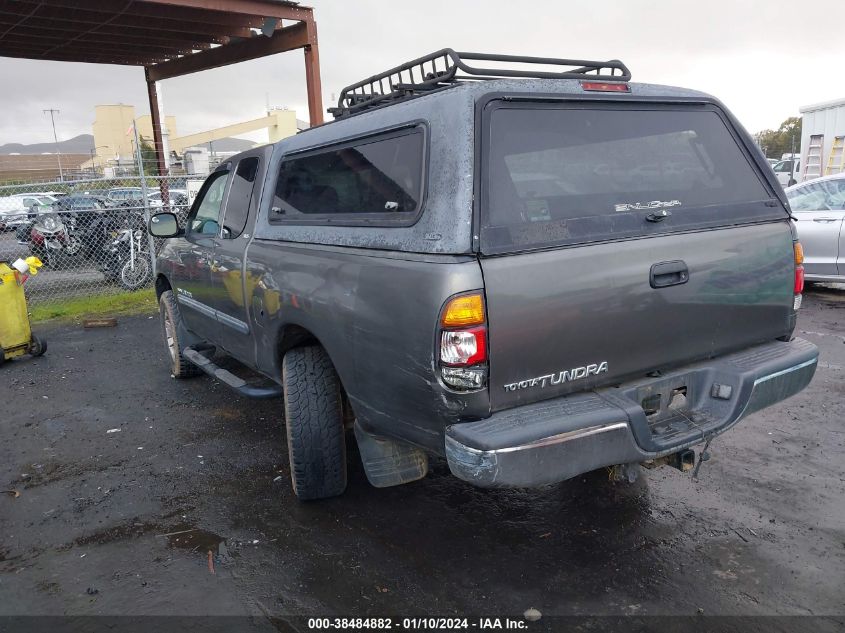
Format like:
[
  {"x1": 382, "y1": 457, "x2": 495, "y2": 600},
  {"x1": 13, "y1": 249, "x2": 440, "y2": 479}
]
[
  {"x1": 482, "y1": 222, "x2": 795, "y2": 409},
  {"x1": 478, "y1": 99, "x2": 794, "y2": 411}
]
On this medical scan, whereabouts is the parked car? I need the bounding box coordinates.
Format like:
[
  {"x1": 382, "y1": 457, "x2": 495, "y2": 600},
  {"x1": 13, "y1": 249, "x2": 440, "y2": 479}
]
[
  {"x1": 51, "y1": 194, "x2": 110, "y2": 230},
  {"x1": 0, "y1": 194, "x2": 54, "y2": 231},
  {"x1": 106, "y1": 187, "x2": 143, "y2": 206},
  {"x1": 773, "y1": 158, "x2": 800, "y2": 187},
  {"x1": 786, "y1": 173, "x2": 845, "y2": 282},
  {"x1": 148, "y1": 49, "x2": 817, "y2": 501},
  {"x1": 148, "y1": 188, "x2": 189, "y2": 212}
]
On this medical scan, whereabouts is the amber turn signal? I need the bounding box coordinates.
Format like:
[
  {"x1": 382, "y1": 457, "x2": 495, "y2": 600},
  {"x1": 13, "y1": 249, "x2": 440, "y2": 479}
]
[
  {"x1": 441, "y1": 293, "x2": 485, "y2": 327},
  {"x1": 794, "y1": 241, "x2": 804, "y2": 265}
]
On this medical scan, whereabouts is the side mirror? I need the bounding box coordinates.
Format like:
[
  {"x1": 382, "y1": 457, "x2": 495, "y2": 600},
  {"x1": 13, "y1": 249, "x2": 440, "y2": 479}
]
[{"x1": 148, "y1": 212, "x2": 182, "y2": 238}]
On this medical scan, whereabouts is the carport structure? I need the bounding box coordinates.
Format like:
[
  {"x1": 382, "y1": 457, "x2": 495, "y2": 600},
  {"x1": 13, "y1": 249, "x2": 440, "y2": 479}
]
[{"x1": 0, "y1": 0, "x2": 324, "y2": 176}]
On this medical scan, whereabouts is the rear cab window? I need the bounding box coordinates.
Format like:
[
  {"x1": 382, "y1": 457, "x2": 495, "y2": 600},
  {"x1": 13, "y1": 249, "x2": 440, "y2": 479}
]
[{"x1": 480, "y1": 102, "x2": 784, "y2": 254}]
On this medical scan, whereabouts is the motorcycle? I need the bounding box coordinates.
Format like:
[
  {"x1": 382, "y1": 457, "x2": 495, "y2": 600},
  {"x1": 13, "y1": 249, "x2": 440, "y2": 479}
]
[
  {"x1": 29, "y1": 212, "x2": 82, "y2": 268},
  {"x1": 99, "y1": 225, "x2": 153, "y2": 291}
]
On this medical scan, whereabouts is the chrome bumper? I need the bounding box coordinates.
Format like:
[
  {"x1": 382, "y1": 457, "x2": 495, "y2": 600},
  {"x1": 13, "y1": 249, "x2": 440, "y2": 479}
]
[{"x1": 445, "y1": 338, "x2": 818, "y2": 488}]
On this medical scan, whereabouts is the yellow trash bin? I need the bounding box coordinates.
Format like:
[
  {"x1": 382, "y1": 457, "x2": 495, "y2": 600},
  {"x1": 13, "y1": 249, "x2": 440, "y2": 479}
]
[{"x1": 0, "y1": 260, "x2": 46, "y2": 363}]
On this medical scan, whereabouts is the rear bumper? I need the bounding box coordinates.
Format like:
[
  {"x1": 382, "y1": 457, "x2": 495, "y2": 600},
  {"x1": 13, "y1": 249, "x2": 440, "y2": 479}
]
[{"x1": 445, "y1": 338, "x2": 818, "y2": 488}]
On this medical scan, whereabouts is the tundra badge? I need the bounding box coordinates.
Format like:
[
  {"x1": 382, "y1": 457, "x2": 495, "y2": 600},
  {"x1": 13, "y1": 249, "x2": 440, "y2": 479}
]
[{"x1": 503, "y1": 362, "x2": 609, "y2": 392}]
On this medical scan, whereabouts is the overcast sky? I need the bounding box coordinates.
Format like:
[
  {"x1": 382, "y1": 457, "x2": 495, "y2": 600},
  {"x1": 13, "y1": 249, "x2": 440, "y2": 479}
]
[{"x1": 2, "y1": 0, "x2": 842, "y2": 146}]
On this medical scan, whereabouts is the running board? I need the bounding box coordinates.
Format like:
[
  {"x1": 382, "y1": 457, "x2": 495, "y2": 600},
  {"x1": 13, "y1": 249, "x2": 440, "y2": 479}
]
[{"x1": 183, "y1": 348, "x2": 282, "y2": 399}]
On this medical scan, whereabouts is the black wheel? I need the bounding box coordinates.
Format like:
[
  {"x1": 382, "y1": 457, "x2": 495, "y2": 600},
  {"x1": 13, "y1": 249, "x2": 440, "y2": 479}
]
[
  {"x1": 118, "y1": 257, "x2": 152, "y2": 290},
  {"x1": 788, "y1": 178, "x2": 797, "y2": 187},
  {"x1": 282, "y1": 346, "x2": 347, "y2": 500},
  {"x1": 64, "y1": 235, "x2": 82, "y2": 257},
  {"x1": 159, "y1": 290, "x2": 201, "y2": 378},
  {"x1": 29, "y1": 336, "x2": 47, "y2": 357}
]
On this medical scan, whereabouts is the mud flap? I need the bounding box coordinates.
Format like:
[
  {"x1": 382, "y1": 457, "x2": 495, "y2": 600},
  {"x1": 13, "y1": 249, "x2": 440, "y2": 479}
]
[{"x1": 354, "y1": 422, "x2": 429, "y2": 488}]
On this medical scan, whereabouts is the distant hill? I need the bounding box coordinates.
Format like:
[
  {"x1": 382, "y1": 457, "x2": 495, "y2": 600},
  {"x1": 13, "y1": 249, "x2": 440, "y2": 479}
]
[
  {"x1": 0, "y1": 134, "x2": 96, "y2": 155},
  {"x1": 0, "y1": 134, "x2": 257, "y2": 155}
]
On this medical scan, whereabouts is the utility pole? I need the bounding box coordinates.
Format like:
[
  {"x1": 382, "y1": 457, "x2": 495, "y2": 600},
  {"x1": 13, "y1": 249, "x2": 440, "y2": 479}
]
[
  {"x1": 790, "y1": 134, "x2": 796, "y2": 185},
  {"x1": 43, "y1": 108, "x2": 64, "y2": 182}
]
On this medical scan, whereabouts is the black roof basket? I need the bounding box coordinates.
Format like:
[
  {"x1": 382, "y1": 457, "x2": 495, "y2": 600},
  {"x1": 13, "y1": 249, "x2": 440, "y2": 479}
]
[{"x1": 328, "y1": 49, "x2": 631, "y2": 119}]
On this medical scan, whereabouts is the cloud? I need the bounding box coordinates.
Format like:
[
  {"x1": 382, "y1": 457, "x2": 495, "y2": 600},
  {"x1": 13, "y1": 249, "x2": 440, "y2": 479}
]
[{"x1": 1, "y1": 0, "x2": 842, "y2": 145}]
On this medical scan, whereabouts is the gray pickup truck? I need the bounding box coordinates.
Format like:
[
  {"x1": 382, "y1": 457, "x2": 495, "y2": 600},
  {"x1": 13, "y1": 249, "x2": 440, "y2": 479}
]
[{"x1": 148, "y1": 50, "x2": 818, "y2": 500}]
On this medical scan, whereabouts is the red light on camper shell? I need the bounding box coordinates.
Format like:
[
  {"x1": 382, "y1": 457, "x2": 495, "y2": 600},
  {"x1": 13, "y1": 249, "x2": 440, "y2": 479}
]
[{"x1": 580, "y1": 81, "x2": 630, "y2": 93}]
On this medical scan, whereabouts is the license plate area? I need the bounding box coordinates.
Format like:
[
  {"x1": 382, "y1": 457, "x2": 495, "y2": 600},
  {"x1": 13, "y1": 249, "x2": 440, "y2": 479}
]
[
  {"x1": 629, "y1": 372, "x2": 723, "y2": 446},
  {"x1": 636, "y1": 378, "x2": 692, "y2": 422}
]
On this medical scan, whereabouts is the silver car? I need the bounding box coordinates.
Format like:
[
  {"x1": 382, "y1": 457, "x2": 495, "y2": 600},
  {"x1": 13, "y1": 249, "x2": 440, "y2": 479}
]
[{"x1": 786, "y1": 174, "x2": 845, "y2": 282}]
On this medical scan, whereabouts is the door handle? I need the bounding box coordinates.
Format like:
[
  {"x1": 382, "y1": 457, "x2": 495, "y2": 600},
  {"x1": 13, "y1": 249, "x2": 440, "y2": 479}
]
[
  {"x1": 650, "y1": 260, "x2": 689, "y2": 289},
  {"x1": 812, "y1": 218, "x2": 838, "y2": 223}
]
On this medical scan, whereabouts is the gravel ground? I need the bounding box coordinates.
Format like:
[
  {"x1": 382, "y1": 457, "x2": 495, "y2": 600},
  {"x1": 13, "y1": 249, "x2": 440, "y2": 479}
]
[{"x1": 1, "y1": 288, "x2": 843, "y2": 630}]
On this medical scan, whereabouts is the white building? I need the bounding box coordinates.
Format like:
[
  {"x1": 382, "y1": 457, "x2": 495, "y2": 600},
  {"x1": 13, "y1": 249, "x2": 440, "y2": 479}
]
[{"x1": 799, "y1": 97, "x2": 845, "y2": 181}]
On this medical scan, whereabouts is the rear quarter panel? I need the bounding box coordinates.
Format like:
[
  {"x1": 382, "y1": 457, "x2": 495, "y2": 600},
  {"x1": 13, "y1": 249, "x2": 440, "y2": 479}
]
[{"x1": 245, "y1": 241, "x2": 488, "y2": 452}]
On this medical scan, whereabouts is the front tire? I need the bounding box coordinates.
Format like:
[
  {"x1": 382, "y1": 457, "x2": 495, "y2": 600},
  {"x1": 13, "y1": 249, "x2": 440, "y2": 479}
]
[
  {"x1": 159, "y1": 290, "x2": 201, "y2": 378},
  {"x1": 119, "y1": 257, "x2": 152, "y2": 290},
  {"x1": 282, "y1": 346, "x2": 347, "y2": 500}
]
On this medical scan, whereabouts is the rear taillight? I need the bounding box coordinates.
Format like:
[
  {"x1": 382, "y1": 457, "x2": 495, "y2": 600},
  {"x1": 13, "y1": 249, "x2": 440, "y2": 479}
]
[
  {"x1": 439, "y1": 293, "x2": 488, "y2": 391},
  {"x1": 793, "y1": 240, "x2": 804, "y2": 309}
]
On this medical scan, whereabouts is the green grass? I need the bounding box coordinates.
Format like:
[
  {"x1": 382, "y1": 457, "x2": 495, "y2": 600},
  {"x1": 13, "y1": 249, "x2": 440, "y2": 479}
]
[{"x1": 29, "y1": 288, "x2": 158, "y2": 323}]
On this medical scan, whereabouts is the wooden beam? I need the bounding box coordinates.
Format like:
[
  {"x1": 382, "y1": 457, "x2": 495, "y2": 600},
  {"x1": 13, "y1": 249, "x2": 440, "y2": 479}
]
[
  {"x1": 146, "y1": 21, "x2": 309, "y2": 82},
  {"x1": 0, "y1": 32, "x2": 199, "y2": 56},
  {"x1": 145, "y1": 69, "x2": 169, "y2": 177},
  {"x1": 0, "y1": 4, "x2": 257, "y2": 40},
  {"x1": 0, "y1": 48, "x2": 156, "y2": 65},
  {"x1": 137, "y1": 0, "x2": 313, "y2": 22},
  {"x1": 303, "y1": 19, "x2": 324, "y2": 126},
  {"x1": 10, "y1": 0, "x2": 265, "y2": 27},
  {"x1": 71, "y1": 0, "x2": 262, "y2": 26},
  {"x1": 0, "y1": 21, "x2": 213, "y2": 49}
]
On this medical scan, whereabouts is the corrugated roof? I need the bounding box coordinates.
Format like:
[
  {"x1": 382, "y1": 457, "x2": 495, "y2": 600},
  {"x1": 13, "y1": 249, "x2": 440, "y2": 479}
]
[
  {"x1": 0, "y1": 0, "x2": 314, "y2": 79},
  {"x1": 799, "y1": 97, "x2": 845, "y2": 114}
]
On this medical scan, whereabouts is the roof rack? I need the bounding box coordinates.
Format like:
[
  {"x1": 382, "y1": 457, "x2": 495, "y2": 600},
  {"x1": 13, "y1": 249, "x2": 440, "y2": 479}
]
[{"x1": 328, "y1": 49, "x2": 631, "y2": 119}]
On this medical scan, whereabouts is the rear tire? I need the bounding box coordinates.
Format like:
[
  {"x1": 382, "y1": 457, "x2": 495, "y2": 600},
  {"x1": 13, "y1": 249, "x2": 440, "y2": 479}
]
[
  {"x1": 159, "y1": 290, "x2": 201, "y2": 378},
  {"x1": 282, "y1": 346, "x2": 347, "y2": 500}
]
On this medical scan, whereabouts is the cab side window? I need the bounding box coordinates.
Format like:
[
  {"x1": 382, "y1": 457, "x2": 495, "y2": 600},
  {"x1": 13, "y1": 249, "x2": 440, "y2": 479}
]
[
  {"x1": 188, "y1": 170, "x2": 230, "y2": 236},
  {"x1": 221, "y1": 157, "x2": 259, "y2": 239}
]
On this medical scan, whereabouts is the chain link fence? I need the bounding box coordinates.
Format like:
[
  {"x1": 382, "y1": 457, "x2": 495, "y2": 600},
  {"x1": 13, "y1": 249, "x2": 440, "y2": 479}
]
[{"x1": 0, "y1": 175, "x2": 199, "y2": 306}]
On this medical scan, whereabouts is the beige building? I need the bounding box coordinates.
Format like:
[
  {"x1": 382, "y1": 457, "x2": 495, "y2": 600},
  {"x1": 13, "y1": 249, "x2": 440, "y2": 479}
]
[
  {"x1": 92, "y1": 104, "x2": 178, "y2": 166},
  {"x1": 90, "y1": 104, "x2": 299, "y2": 171}
]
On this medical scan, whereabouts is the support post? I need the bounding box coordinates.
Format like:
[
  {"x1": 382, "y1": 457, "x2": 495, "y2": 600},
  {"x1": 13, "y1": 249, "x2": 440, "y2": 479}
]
[
  {"x1": 145, "y1": 68, "x2": 169, "y2": 180},
  {"x1": 133, "y1": 121, "x2": 157, "y2": 279},
  {"x1": 145, "y1": 66, "x2": 169, "y2": 277},
  {"x1": 303, "y1": 18, "x2": 324, "y2": 127}
]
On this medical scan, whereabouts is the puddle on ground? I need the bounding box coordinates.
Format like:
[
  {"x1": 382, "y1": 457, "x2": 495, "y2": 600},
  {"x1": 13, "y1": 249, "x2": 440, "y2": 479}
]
[{"x1": 165, "y1": 526, "x2": 225, "y2": 554}]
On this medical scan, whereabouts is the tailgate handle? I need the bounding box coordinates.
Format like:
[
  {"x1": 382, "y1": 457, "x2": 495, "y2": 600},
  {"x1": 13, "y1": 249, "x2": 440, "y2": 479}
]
[{"x1": 650, "y1": 260, "x2": 689, "y2": 288}]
